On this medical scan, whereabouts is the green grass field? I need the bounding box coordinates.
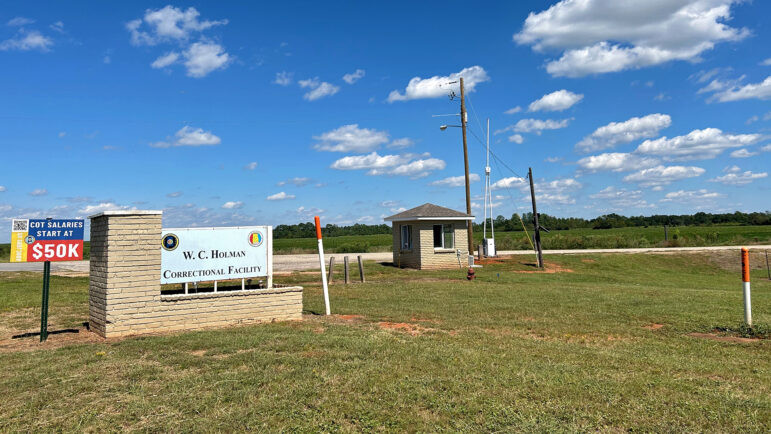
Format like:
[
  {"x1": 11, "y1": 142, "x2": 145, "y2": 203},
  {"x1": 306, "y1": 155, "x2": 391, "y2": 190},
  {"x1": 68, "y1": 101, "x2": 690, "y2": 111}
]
[
  {"x1": 0, "y1": 251, "x2": 769, "y2": 431},
  {"x1": 2, "y1": 225, "x2": 770, "y2": 261}
]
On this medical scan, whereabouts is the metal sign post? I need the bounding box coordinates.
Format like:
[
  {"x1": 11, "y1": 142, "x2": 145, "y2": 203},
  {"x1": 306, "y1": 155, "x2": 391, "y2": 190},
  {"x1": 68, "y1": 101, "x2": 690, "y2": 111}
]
[{"x1": 40, "y1": 261, "x2": 51, "y2": 342}]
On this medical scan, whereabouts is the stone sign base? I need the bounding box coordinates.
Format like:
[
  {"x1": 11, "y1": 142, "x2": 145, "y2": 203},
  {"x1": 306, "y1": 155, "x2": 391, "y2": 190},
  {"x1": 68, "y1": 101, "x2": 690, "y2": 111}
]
[{"x1": 88, "y1": 211, "x2": 302, "y2": 338}]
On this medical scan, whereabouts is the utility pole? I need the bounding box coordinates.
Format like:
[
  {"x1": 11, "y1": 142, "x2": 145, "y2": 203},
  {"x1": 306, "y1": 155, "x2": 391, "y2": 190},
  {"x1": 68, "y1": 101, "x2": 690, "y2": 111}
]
[
  {"x1": 460, "y1": 77, "x2": 474, "y2": 255},
  {"x1": 528, "y1": 167, "x2": 543, "y2": 268}
]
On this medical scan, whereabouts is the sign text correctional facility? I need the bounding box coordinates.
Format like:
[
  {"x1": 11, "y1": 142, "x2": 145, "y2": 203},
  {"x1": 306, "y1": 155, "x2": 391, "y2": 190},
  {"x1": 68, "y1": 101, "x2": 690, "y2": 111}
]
[
  {"x1": 10, "y1": 219, "x2": 85, "y2": 262},
  {"x1": 160, "y1": 226, "x2": 271, "y2": 284}
]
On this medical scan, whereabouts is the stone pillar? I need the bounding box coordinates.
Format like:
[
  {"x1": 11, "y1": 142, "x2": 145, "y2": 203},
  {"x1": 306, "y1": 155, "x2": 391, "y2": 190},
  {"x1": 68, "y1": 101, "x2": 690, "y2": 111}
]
[{"x1": 88, "y1": 210, "x2": 162, "y2": 337}]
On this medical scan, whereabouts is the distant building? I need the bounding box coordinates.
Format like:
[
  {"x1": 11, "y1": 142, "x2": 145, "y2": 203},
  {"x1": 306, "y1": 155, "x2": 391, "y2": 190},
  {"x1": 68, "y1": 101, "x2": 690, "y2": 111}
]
[{"x1": 384, "y1": 203, "x2": 474, "y2": 269}]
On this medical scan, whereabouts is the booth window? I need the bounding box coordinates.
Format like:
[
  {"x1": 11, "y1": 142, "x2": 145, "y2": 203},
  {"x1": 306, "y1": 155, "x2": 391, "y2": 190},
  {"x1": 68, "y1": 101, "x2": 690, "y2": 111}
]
[
  {"x1": 400, "y1": 225, "x2": 412, "y2": 250},
  {"x1": 433, "y1": 224, "x2": 454, "y2": 249}
]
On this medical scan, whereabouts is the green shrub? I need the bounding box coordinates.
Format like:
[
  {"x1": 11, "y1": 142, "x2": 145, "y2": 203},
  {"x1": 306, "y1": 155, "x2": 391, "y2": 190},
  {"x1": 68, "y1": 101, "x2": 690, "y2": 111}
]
[{"x1": 335, "y1": 242, "x2": 370, "y2": 253}]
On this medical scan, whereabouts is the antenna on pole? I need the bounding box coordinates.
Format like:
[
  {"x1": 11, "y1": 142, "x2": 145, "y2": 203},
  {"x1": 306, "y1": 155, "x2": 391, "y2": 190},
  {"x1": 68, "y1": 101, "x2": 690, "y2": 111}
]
[{"x1": 482, "y1": 118, "x2": 496, "y2": 257}]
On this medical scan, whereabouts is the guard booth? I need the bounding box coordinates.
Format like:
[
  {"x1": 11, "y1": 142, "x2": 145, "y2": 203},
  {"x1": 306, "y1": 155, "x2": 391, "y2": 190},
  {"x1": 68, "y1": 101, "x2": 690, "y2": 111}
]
[{"x1": 385, "y1": 203, "x2": 473, "y2": 270}]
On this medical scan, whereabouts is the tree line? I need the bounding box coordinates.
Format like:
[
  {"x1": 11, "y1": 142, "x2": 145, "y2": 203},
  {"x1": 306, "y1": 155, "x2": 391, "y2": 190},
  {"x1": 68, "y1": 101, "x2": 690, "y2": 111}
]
[
  {"x1": 273, "y1": 211, "x2": 771, "y2": 239},
  {"x1": 273, "y1": 222, "x2": 392, "y2": 239}
]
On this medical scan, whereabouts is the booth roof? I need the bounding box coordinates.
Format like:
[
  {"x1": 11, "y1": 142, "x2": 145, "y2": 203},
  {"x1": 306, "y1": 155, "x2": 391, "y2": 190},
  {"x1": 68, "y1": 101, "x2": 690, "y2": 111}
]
[{"x1": 384, "y1": 203, "x2": 474, "y2": 222}]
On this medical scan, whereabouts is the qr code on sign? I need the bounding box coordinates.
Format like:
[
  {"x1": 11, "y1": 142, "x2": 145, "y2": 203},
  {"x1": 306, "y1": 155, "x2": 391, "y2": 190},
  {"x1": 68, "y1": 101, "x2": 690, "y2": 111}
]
[{"x1": 12, "y1": 220, "x2": 28, "y2": 232}]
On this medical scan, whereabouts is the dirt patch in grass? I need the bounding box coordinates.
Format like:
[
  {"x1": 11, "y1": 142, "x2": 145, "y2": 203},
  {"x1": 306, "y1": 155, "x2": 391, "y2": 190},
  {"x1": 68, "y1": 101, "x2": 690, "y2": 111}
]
[
  {"x1": 512, "y1": 262, "x2": 574, "y2": 274},
  {"x1": 687, "y1": 332, "x2": 762, "y2": 344},
  {"x1": 335, "y1": 314, "x2": 363, "y2": 321},
  {"x1": 643, "y1": 323, "x2": 665, "y2": 330},
  {"x1": 378, "y1": 322, "x2": 435, "y2": 336},
  {"x1": 0, "y1": 325, "x2": 107, "y2": 353}
]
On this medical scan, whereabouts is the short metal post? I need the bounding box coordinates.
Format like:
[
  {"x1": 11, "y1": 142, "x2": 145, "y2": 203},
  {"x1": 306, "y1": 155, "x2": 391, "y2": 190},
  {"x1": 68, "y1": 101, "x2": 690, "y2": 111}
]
[
  {"x1": 741, "y1": 247, "x2": 752, "y2": 327},
  {"x1": 40, "y1": 261, "x2": 51, "y2": 342},
  {"x1": 357, "y1": 255, "x2": 365, "y2": 283},
  {"x1": 241, "y1": 278, "x2": 245, "y2": 291},
  {"x1": 328, "y1": 256, "x2": 335, "y2": 283},
  {"x1": 664, "y1": 225, "x2": 668, "y2": 241},
  {"x1": 344, "y1": 256, "x2": 350, "y2": 284},
  {"x1": 214, "y1": 280, "x2": 218, "y2": 292},
  {"x1": 478, "y1": 245, "x2": 483, "y2": 260},
  {"x1": 184, "y1": 282, "x2": 188, "y2": 294},
  {"x1": 765, "y1": 250, "x2": 770, "y2": 281}
]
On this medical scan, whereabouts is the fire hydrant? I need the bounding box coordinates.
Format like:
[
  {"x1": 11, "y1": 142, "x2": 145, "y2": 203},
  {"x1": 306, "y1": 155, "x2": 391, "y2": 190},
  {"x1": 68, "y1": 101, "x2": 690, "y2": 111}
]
[{"x1": 467, "y1": 268, "x2": 476, "y2": 280}]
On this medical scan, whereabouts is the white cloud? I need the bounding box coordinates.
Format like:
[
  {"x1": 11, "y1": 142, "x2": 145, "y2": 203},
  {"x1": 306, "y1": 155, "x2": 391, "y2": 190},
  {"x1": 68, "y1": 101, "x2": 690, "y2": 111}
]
[
  {"x1": 266, "y1": 192, "x2": 295, "y2": 201},
  {"x1": 545, "y1": 156, "x2": 562, "y2": 163},
  {"x1": 244, "y1": 162, "x2": 258, "y2": 170},
  {"x1": 576, "y1": 114, "x2": 671, "y2": 153},
  {"x1": 729, "y1": 148, "x2": 758, "y2": 158},
  {"x1": 635, "y1": 128, "x2": 762, "y2": 161},
  {"x1": 762, "y1": 58, "x2": 771, "y2": 66},
  {"x1": 313, "y1": 124, "x2": 389, "y2": 152},
  {"x1": 514, "y1": 0, "x2": 749, "y2": 77},
  {"x1": 710, "y1": 168, "x2": 767, "y2": 185},
  {"x1": 342, "y1": 69, "x2": 365, "y2": 84},
  {"x1": 577, "y1": 152, "x2": 659, "y2": 172},
  {"x1": 512, "y1": 118, "x2": 571, "y2": 134},
  {"x1": 78, "y1": 202, "x2": 137, "y2": 215},
  {"x1": 222, "y1": 201, "x2": 244, "y2": 209},
  {"x1": 710, "y1": 76, "x2": 771, "y2": 102},
  {"x1": 387, "y1": 138, "x2": 414, "y2": 149},
  {"x1": 166, "y1": 191, "x2": 182, "y2": 198},
  {"x1": 29, "y1": 189, "x2": 48, "y2": 196},
  {"x1": 430, "y1": 174, "x2": 481, "y2": 187},
  {"x1": 491, "y1": 177, "x2": 528, "y2": 191},
  {"x1": 491, "y1": 176, "x2": 582, "y2": 205},
  {"x1": 277, "y1": 177, "x2": 311, "y2": 187},
  {"x1": 7, "y1": 17, "x2": 35, "y2": 26},
  {"x1": 183, "y1": 42, "x2": 230, "y2": 77},
  {"x1": 588, "y1": 186, "x2": 653, "y2": 211},
  {"x1": 660, "y1": 189, "x2": 721, "y2": 202},
  {"x1": 528, "y1": 89, "x2": 583, "y2": 112},
  {"x1": 126, "y1": 6, "x2": 227, "y2": 46},
  {"x1": 331, "y1": 152, "x2": 445, "y2": 178},
  {"x1": 369, "y1": 158, "x2": 446, "y2": 178},
  {"x1": 623, "y1": 165, "x2": 705, "y2": 188},
  {"x1": 590, "y1": 186, "x2": 639, "y2": 200},
  {"x1": 508, "y1": 134, "x2": 524, "y2": 144},
  {"x1": 150, "y1": 126, "x2": 221, "y2": 148},
  {"x1": 0, "y1": 186, "x2": 6, "y2": 192},
  {"x1": 763, "y1": 144, "x2": 771, "y2": 152},
  {"x1": 298, "y1": 77, "x2": 340, "y2": 101},
  {"x1": 295, "y1": 206, "x2": 324, "y2": 221},
  {"x1": 151, "y1": 51, "x2": 179, "y2": 69},
  {"x1": 387, "y1": 65, "x2": 489, "y2": 102},
  {"x1": 331, "y1": 152, "x2": 412, "y2": 170},
  {"x1": 0, "y1": 30, "x2": 53, "y2": 51},
  {"x1": 274, "y1": 71, "x2": 293, "y2": 86},
  {"x1": 49, "y1": 21, "x2": 64, "y2": 33},
  {"x1": 58, "y1": 132, "x2": 66, "y2": 138},
  {"x1": 504, "y1": 106, "x2": 522, "y2": 114}
]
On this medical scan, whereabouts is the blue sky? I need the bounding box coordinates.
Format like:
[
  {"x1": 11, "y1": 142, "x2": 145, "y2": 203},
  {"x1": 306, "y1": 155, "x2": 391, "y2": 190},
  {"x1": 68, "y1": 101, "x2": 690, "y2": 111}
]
[{"x1": 1, "y1": 1, "x2": 770, "y2": 239}]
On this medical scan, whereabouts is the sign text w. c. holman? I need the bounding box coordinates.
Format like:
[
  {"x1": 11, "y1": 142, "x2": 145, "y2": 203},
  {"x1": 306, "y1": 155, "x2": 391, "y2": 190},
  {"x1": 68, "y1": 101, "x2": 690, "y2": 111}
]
[{"x1": 160, "y1": 226, "x2": 272, "y2": 285}]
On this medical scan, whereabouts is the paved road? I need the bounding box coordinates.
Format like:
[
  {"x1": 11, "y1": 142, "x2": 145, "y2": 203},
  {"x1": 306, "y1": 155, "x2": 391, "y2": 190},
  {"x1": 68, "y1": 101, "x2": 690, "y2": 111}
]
[{"x1": 1, "y1": 245, "x2": 768, "y2": 274}]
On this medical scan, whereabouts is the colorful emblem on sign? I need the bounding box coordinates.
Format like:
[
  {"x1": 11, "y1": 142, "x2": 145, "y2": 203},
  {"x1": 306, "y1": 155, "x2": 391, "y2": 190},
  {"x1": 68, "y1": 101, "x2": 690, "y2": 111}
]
[
  {"x1": 248, "y1": 230, "x2": 263, "y2": 247},
  {"x1": 162, "y1": 233, "x2": 179, "y2": 251},
  {"x1": 10, "y1": 219, "x2": 85, "y2": 262}
]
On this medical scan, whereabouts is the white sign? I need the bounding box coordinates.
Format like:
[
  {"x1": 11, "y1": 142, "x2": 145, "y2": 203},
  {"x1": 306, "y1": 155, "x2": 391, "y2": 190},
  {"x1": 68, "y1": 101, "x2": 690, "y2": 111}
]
[{"x1": 160, "y1": 226, "x2": 272, "y2": 285}]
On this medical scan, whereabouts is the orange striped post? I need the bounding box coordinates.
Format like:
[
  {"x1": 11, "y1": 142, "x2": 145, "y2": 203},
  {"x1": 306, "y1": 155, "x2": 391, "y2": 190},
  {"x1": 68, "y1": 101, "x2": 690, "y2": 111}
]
[
  {"x1": 315, "y1": 216, "x2": 331, "y2": 315},
  {"x1": 741, "y1": 247, "x2": 752, "y2": 327}
]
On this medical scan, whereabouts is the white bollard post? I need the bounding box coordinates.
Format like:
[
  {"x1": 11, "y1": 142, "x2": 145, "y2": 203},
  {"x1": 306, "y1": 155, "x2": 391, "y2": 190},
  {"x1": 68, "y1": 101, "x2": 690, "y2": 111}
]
[
  {"x1": 741, "y1": 247, "x2": 752, "y2": 327},
  {"x1": 315, "y1": 216, "x2": 331, "y2": 315}
]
